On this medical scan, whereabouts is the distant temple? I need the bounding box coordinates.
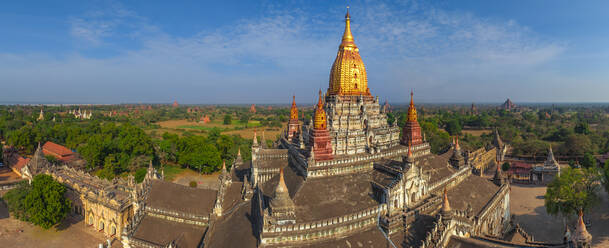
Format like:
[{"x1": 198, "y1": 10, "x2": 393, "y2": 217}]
[
  {"x1": 501, "y1": 98, "x2": 517, "y2": 111},
  {"x1": 200, "y1": 115, "x2": 211, "y2": 124},
  {"x1": 68, "y1": 108, "x2": 92, "y2": 119},
  {"x1": 250, "y1": 104, "x2": 257, "y2": 114},
  {"x1": 470, "y1": 102, "x2": 478, "y2": 115},
  {"x1": 172, "y1": 101, "x2": 179, "y2": 107},
  {"x1": 37, "y1": 108, "x2": 44, "y2": 121}
]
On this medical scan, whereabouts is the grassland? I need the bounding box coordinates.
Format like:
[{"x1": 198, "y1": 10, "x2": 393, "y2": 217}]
[{"x1": 153, "y1": 119, "x2": 285, "y2": 139}]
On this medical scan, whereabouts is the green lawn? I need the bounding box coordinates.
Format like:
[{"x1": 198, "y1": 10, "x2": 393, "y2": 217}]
[{"x1": 162, "y1": 164, "x2": 190, "y2": 181}]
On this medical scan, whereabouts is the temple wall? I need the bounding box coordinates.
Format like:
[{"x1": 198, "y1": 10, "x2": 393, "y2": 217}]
[
  {"x1": 325, "y1": 95, "x2": 400, "y2": 156},
  {"x1": 260, "y1": 204, "x2": 386, "y2": 246},
  {"x1": 427, "y1": 165, "x2": 471, "y2": 194},
  {"x1": 469, "y1": 147, "x2": 496, "y2": 174}
]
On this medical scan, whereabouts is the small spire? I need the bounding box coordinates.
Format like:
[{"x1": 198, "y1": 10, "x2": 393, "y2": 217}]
[
  {"x1": 455, "y1": 136, "x2": 460, "y2": 150},
  {"x1": 277, "y1": 167, "x2": 288, "y2": 194},
  {"x1": 237, "y1": 148, "x2": 241, "y2": 157},
  {"x1": 407, "y1": 141, "x2": 413, "y2": 158},
  {"x1": 573, "y1": 209, "x2": 592, "y2": 244},
  {"x1": 441, "y1": 187, "x2": 451, "y2": 213},
  {"x1": 253, "y1": 130, "x2": 258, "y2": 146},
  {"x1": 222, "y1": 160, "x2": 226, "y2": 172}
]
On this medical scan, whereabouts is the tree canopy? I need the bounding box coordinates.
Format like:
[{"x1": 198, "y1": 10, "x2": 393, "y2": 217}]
[
  {"x1": 545, "y1": 167, "x2": 600, "y2": 217},
  {"x1": 3, "y1": 175, "x2": 71, "y2": 229}
]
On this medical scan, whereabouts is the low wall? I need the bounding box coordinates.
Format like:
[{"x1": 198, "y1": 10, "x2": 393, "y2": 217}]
[{"x1": 261, "y1": 205, "x2": 385, "y2": 245}]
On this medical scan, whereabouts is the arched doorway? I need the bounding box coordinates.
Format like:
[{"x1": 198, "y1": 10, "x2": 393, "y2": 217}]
[
  {"x1": 99, "y1": 220, "x2": 104, "y2": 231},
  {"x1": 111, "y1": 225, "x2": 117, "y2": 236},
  {"x1": 88, "y1": 215, "x2": 94, "y2": 225}
]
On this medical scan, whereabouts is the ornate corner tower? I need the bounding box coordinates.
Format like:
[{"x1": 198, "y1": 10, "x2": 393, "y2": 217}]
[
  {"x1": 287, "y1": 95, "x2": 300, "y2": 142},
  {"x1": 401, "y1": 91, "x2": 423, "y2": 146},
  {"x1": 309, "y1": 90, "x2": 333, "y2": 161}
]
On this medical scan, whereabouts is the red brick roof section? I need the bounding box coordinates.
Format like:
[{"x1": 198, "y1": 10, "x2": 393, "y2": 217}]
[
  {"x1": 14, "y1": 157, "x2": 30, "y2": 171},
  {"x1": 43, "y1": 141, "x2": 74, "y2": 157}
]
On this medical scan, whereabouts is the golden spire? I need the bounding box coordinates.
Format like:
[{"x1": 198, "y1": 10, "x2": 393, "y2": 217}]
[
  {"x1": 407, "y1": 90, "x2": 418, "y2": 122},
  {"x1": 341, "y1": 6, "x2": 355, "y2": 48},
  {"x1": 328, "y1": 7, "x2": 370, "y2": 96},
  {"x1": 314, "y1": 90, "x2": 327, "y2": 130},
  {"x1": 290, "y1": 95, "x2": 298, "y2": 120},
  {"x1": 455, "y1": 136, "x2": 460, "y2": 150}
]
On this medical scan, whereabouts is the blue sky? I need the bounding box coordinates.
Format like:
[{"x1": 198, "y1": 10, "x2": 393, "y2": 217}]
[{"x1": 1, "y1": 0, "x2": 609, "y2": 104}]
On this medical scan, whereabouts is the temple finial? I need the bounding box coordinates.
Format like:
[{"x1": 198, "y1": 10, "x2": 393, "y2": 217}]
[{"x1": 341, "y1": 6, "x2": 354, "y2": 46}]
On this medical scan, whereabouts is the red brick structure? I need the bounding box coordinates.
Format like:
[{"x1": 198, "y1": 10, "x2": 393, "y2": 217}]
[
  {"x1": 401, "y1": 91, "x2": 423, "y2": 146},
  {"x1": 309, "y1": 90, "x2": 333, "y2": 161}
]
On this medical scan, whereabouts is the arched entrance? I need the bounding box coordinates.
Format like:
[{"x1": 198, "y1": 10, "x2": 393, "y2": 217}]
[
  {"x1": 88, "y1": 215, "x2": 94, "y2": 225},
  {"x1": 111, "y1": 225, "x2": 117, "y2": 236},
  {"x1": 99, "y1": 220, "x2": 104, "y2": 231}
]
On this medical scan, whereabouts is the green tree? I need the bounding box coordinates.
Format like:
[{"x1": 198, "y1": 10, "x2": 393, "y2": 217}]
[
  {"x1": 239, "y1": 113, "x2": 250, "y2": 125},
  {"x1": 502, "y1": 162, "x2": 510, "y2": 172},
  {"x1": 445, "y1": 119, "x2": 462, "y2": 136},
  {"x1": 23, "y1": 175, "x2": 71, "y2": 229},
  {"x1": 223, "y1": 114, "x2": 232, "y2": 125},
  {"x1": 386, "y1": 112, "x2": 395, "y2": 126},
  {"x1": 2, "y1": 181, "x2": 31, "y2": 220},
  {"x1": 580, "y1": 152, "x2": 596, "y2": 168},
  {"x1": 545, "y1": 167, "x2": 600, "y2": 218},
  {"x1": 602, "y1": 160, "x2": 609, "y2": 195},
  {"x1": 561, "y1": 134, "x2": 593, "y2": 157},
  {"x1": 574, "y1": 122, "x2": 590, "y2": 135},
  {"x1": 134, "y1": 167, "x2": 147, "y2": 183},
  {"x1": 45, "y1": 155, "x2": 58, "y2": 165}
]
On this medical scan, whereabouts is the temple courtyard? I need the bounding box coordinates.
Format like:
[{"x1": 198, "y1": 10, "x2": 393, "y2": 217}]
[
  {"x1": 0, "y1": 195, "x2": 112, "y2": 248},
  {"x1": 511, "y1": 184, "x2": 609, "y2": 247}
]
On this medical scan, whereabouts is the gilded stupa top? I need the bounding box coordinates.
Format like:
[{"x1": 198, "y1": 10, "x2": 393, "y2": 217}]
[
  {"x1": 314, "y1": 90, "x2": 327, "y2": 130},
  {"x1": 407, "y1": 90, "x2": 418, "y2": 122},
  {"x1": 290, "y1": 95, "x2": 298, "y2": 120},
  {"x1": 328, "y1": 8, "x2": 370, "y2": 96}
]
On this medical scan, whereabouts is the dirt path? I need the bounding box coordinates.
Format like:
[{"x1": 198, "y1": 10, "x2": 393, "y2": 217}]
[
  {"x1": 510, "y1": 184, "x2": 609, "y2": 247},
  {"x1": 172, "y1": 170, "x2": 221, "y2": 189}
]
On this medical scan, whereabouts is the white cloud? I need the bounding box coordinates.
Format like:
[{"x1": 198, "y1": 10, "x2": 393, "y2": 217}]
[{"x1": 0, "y1": 0, "x2": 587, "y2": 104}]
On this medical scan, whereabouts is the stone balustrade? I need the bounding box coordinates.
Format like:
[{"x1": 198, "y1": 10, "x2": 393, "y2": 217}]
[
  {"x1": 427, "y1": 165, "x2": 470, "y2": 193},
  {"x1": 144, "y1": 206, "x2": 208, "y2": 227},
  {"x1": 261, "y1": 204, "x2": 386, "y2": 245}
]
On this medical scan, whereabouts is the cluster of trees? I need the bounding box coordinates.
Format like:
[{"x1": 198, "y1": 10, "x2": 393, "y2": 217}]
[
  {"x1": 2, "y1": 119, "x2": 156, "y2": 179},
  {"x1": 387, "y1": 103, "x2": 609, "y2": 164},
  {"x1": 2, "y1": 175, "x2": 71, "y2": 229},
  {"x1": 157, "y1": 129, "x2": 251, "y2": 174},
  {"x1": 78, "y1": 122, "x2": 156, "y2": 179},
  {"x1": 545, "y1": 163, "x2": 609, "y2": 220}
]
